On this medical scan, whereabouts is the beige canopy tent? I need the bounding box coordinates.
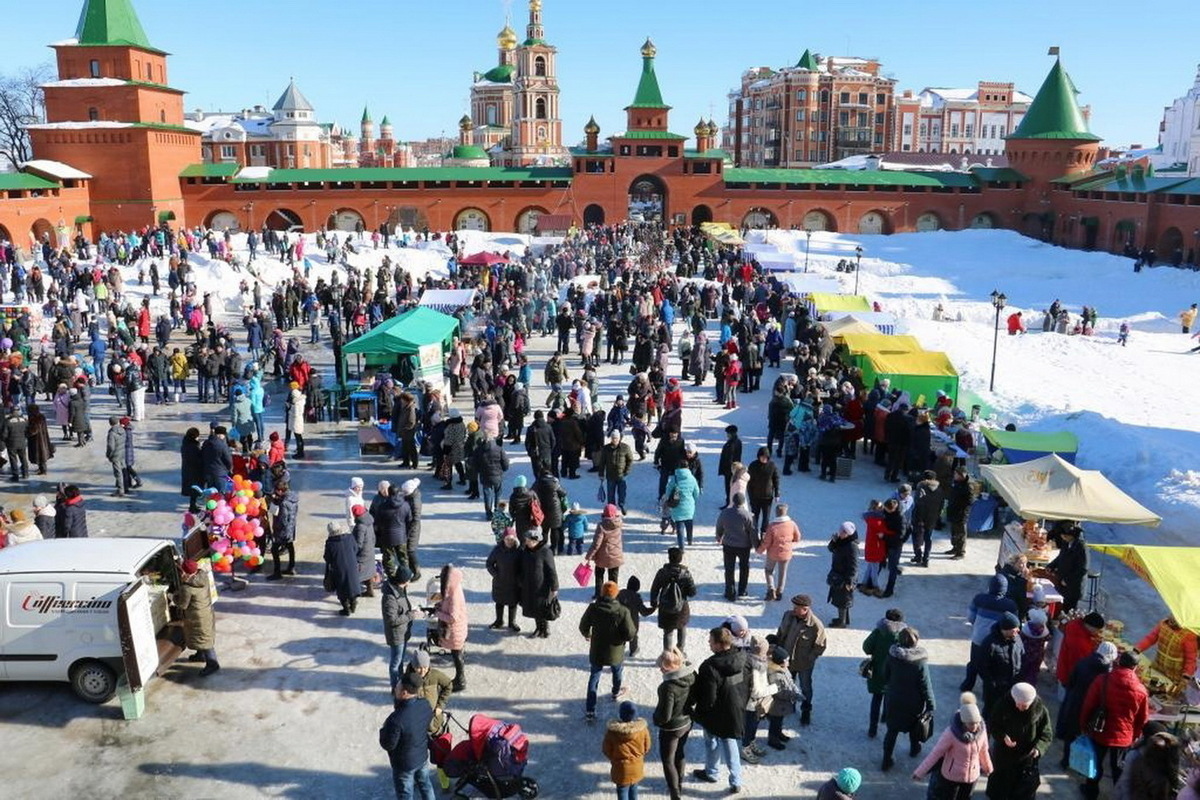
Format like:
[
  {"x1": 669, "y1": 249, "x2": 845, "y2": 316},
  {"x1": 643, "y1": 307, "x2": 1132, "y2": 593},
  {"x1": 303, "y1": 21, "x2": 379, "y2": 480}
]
[
  {"x1": 980, "y1": 453, "x2": 1161, "y2": 526},
  {"x1": 823, "y1": 316, "x2": 880, "y2": 338}
]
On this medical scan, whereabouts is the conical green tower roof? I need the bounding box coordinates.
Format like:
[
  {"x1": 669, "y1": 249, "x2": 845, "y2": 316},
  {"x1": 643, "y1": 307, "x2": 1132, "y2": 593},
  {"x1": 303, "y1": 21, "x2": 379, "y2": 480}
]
[
  {"x1": 75, "y1": 0, "x2": 154, "y2": 49},
  {"x1": 1009, "y1": 58, "x2": 1100, "y2": 141},
  {"x1": 628, "y1": 38, "x2": 668, "y2": 109},
  {"x1": 795, "y1": 49, "x2": 818, "y2": 71},
  {"x1": 361, "y1": 107, "x2": 372, "y2": 124}
]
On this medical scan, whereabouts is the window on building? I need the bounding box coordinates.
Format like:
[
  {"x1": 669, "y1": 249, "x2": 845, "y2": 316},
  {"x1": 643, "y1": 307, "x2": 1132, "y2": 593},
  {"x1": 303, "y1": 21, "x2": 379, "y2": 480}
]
[
  {"x1": 796, "y1": 110, "x2": 805, "y2": 122},
  {"x1": 838, "y1": 111, "x2": 849, "y2": 126},
  {"x1": 903, "y1": 123, "x2": 912, "y2": 136},
  {"x1": 534, "y1": 56, "x2": 547, "y2": 77},
  {"x1": 89, "y1": 60, "x2": 101, "y2": 78},
  {"x1": 810, "y1": 131, "x2": 817, "y2": 141},
  {"x1": 795, "y1": 148, "x2": 804, "y2": 161},
  {"x1": 874, "y1": 133, "x2": 883, "y2": 144},
  {"x1": 818, "y1": 131, "x2": 826, "y2": 141},
  {"x1": 858, "y1": 113, "x2": 869, "y2": 127},
  {"x1": 88, "y1": 107, "x2": 99, "y2": 121},
  {"x1": 965, "y1": 124, "x2": 974, "y2": 138},
  {"x1": 160, "y1": 110, "x2": 166, "y2": 123},
  {"x1": 876, "y1": 93, "x2": 886, "y2": 105},
  {"x1": 875, "y1": 112, "x2": 884, "y2": 124},
  {"x1": 797, "y1": 89, "x2": 807, "y2": 101},
  {"x1": 535, "y1": 98, "x2": 547, "y2": 119},
  {"x1": 902, "y1": 144, "x2": 911, "y2": 151},
  {"x1": 220, "y1": 145, "x2": 236, "y2": 160},
  {"x1": 950, "y1": 124, "x2": 959, "y2": 137},
  {"x1": 486, "y1": 105, "x2": 497, "y2": 125},
  {"x1": 839, "y1": 92, "x2": 850, "y2": 103},
  {"x1": 858, "y1": 92, "x2": 868, "y2": 105},
  {"x1": 820, "y1": 90, "x2": 829, "y2": 103},
  {"x1": 919, "y1": 123, "x2": 927, "y2": 136},
  {"x1": 819, "y1": 110, "x2": 828, "y2": 123},
  {"x1": 146, "y1": 63, "x2": 154, "y2": 81}
]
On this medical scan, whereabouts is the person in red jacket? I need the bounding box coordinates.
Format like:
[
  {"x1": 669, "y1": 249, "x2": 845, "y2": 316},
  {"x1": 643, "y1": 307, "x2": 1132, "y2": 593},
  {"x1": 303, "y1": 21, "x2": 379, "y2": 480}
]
[
  {"x1": 1006, "y1": 311, "x2": 1026, "y2": 335},
  {"x1": 1078, "y1": 651, "x2": 1149, "y2": 799},
  {"x1": 857, "y1": 500, "x2": 888, "y2": 597},
  {"x1": 1057, "y1": 612, "x2": 1105, "y2": 687}
]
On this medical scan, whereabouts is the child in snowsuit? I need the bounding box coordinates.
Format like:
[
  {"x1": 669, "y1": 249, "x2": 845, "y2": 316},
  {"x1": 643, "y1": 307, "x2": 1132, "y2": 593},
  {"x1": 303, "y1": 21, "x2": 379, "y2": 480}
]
[
  {"x1": 765, "y1": 646, "x2": 801, "y2": 749},
  {"x1": 565, "y1": 502, "x2": 590, "y2": 555},
  {"x1": 616, "y1": 575, "x2": 654, "y2": 658},
  {"x1": 490, "y1": 500, "x2": 514, "y2": 543}
]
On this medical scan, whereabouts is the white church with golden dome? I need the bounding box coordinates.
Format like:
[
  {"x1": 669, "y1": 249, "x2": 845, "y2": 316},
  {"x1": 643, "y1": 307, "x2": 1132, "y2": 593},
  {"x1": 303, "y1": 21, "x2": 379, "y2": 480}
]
[{"x1": 467, "y1": 0, "x2": 567, "y2": 166}]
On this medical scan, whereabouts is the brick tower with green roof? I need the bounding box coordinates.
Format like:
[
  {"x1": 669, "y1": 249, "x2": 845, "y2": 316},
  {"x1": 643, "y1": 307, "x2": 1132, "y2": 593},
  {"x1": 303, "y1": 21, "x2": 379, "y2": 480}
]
[
  {"x1": 28, "y1": 0, "x2": 200, "y2": 232},
  {"x1": 1005, "y1": 54, "x2": 1101, "y2": 185}
]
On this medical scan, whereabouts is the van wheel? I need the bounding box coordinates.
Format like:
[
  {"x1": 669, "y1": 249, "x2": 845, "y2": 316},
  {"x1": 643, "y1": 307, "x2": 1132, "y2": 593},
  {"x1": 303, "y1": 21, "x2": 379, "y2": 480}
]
[{"x1": 70, "y1": 661, "x2": 117, "y2": 703}]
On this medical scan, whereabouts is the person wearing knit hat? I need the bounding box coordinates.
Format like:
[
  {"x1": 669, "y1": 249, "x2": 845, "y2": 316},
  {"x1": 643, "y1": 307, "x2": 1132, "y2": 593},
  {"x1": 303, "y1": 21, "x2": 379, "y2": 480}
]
[
  {"x1": 977, "y1": 610, "x2": 1025, "y2": 716},
  {"x1": 513, "y1": 474, "x2": 527, "y2": 488},
  {"x1": 178, "y1": 556, "x2": 220, "y2": 676},
  {"x1": 586, "y1": 500, "x2": 625, "y2": 600},
  {"x1": 1018, "y1": 608, "x2": 1052, "y2": 685},
  {"x1": 602, "y1": 699, "x2": 651, "y2": 799},
  {"x1": 285, "y1": 379, "x2": 306, "y2": 458},
  {"x1": 815, "y1": 766, "x2": 862, "y2": 797},
  {"x1": 826, "y1": 519, "x2": 859, "y2": 628},
  {"x1": 985, "y1": 680, "x2": 1052, "y2": 798},
  {"x1": 580, "y1": 576, "x2": 636, "y2": 722},
  {"x1": 345, "y1": 476, "x2": 365, "y2": 525},
  {"x1": 323, "y1": 520, "x2": 360, "y2": 616},
  {"x1": 912, "y1": 692, "x2": 992, "y2": 792}
]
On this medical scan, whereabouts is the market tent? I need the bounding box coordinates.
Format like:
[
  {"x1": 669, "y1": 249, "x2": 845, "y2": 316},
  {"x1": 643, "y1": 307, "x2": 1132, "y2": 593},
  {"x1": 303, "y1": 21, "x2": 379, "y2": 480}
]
[
  {"x1": 822, "y1": 316, "x2": 880, "y2": 338},
  {"x1": 459, "y1": 251, "x2": 509, "y2": 267},
  {"x1": 773, "y1": 272, "x2": 843, "y2": 296},
  {"x1": 808, "y1": 292, "x2": 871, "y2": 317},
  {"x1": 418, "y1": 289, "x2": 477, "y2": 313},
  {"x1": 700, "y1": 222, "x2": 746, "y2": 246},
  {"x1": 343, "y1": 307, "x2": 459, "y2": 355},
  {"x1": 980, "y1": 453, "x2": 1161, "y2": 526},
  {"x1": 981, "y1": 428, "x2": 1079, "y2": 464},
  {"x1": 837, "y1": 332, "x2": 923, "y2": 355},
  {"x1": 1088, "y1": 545, "x2": 1200, "y2": 632},
  {"x1": 823, "y1": 310, "x2": 901, "y2": 335},
  {"x1": 859, "y1": 349, "x2": 959, "y2": 405}
]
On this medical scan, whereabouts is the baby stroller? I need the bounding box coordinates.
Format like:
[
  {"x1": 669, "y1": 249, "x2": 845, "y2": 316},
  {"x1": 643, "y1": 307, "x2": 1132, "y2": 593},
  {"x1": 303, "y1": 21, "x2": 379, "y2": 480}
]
[{"x1": 430, "y1": 712, "x2": 538, "y2": 799}]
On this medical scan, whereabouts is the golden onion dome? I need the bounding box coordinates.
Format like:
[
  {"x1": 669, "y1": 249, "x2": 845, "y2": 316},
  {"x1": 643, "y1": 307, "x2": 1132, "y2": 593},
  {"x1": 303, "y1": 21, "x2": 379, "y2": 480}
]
[
  {"x1": 641, "y1": 38, "x2": 657, "y2": 59},
  {"x1": 498, "y1": 25, "x2": 518, "y2": 51}
]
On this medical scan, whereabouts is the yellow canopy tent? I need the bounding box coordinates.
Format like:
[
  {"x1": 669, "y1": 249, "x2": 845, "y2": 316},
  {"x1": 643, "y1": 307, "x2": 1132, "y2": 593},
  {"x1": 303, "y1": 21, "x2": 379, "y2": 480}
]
[
  {"x1": 700, "y1": 222, "x2": 746, "y2": 246},
  {"x1": 858, "y1": 348, "x2": 960, "y2": 405},
  {"x1": 980, "y1": 453, "x2": 1162, "y2": 526},
  {"x1": 809, "y1": 292, "x2": 872, "y2": 315},
  {"x1": 1088, "y1": 545, "x2": 1200, "y2": 633},
  {"x1": 837, "y1": 333, "x2": 923, "y2": 355},
  {"x1": 823, "y1": 316, "x2": 881, "y2": 338}
]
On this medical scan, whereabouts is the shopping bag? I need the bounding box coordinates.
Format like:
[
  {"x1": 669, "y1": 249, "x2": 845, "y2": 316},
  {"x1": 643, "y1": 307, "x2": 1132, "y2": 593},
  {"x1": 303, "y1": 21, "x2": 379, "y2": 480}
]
[
  {"x1": 596, "y1": 483, "x2": 607, "y2": 503},
  {"x1": 1069, "y1": 736, "x2": 1098, "y2": 780},
  {"x1": 573, "y1": 561, "x2": 594, "y2": 588}
]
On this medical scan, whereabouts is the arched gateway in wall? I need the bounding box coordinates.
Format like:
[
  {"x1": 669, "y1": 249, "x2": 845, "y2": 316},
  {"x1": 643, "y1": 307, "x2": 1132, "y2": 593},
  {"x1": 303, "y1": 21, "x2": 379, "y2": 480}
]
[
  {"x1": 583, "y1": 204, "x2": 605, "y2": 226},
  {"x1": 802, "y1": 209, "x2": 835, "y2": 232},
  {"x1": 742, "y1": 207, "x2": 777, "y2": 229},
  {"x1": 265, "y1": 208, "x2": 304, "y2": 231},
  {"x1": 915, "y1": 212, "x2": 942, "y2": 232},
  {"x1": 206, "y1": 210, "x2": 239, "y2": 232},
  {"x1": 858, "y1": 211, "x2": 888, "y2": 235}
]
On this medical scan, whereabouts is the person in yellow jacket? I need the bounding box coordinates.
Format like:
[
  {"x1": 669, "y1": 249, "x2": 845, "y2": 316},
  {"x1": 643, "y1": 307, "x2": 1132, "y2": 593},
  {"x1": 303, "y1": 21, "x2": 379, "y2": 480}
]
[
  {"x1": 1136, "y1": 616, "x2": 1198, "y2": 684},
  {"x1": 1180, "y1": 303, "x2": 1198, "y2": 334},
  {"x1": 169, "y1": 347, "x2": 191, "y2": 401}
]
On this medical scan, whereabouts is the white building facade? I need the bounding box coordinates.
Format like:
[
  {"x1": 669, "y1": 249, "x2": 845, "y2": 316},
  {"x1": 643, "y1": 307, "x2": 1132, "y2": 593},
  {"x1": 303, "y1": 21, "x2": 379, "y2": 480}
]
[{"x1": 1159, "y1": 65, "x2": 1200, "y2": 176}]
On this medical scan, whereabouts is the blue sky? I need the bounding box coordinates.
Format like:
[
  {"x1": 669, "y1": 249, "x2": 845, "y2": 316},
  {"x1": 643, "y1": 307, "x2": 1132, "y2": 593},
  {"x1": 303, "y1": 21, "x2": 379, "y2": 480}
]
[{"x1": 15, "y1": 0, "x2": 1197, "y2": 150}]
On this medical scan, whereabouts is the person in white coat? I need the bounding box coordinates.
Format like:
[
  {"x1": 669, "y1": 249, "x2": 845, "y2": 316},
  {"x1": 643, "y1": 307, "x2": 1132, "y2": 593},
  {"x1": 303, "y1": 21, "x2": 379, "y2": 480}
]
[
  {"x1": 286, "y1": 383, "x2": 307, "y2": 458},
  {"x1": 345, "y1": 476, "x2": 365, "y2": 526}
]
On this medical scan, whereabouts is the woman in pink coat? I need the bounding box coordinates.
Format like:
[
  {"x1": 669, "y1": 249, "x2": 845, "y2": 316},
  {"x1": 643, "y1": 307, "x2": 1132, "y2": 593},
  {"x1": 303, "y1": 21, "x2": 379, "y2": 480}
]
[
  {"x1": 433, "y1": 564, "x2": 469, "y2": 692},
  {"x1": 475, "y1": 397, "x2": 504, "y2": 442},
  {"x1": 912, "y1": 692, "x2": 993, "y2": 799},
  {"x1": 756, "y1": 503, "x2": 801, "y2": 601}
]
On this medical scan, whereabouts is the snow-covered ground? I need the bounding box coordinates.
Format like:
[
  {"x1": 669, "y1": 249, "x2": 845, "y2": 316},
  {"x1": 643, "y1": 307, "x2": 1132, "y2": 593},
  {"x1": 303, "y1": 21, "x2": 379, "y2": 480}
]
[{"x1": 3, "y1": 227, "x2": 1193, "y2": 799}]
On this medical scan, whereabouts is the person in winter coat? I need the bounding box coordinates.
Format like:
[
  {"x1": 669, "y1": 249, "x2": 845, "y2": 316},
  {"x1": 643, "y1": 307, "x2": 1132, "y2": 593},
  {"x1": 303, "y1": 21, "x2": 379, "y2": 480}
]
[
  {"x1": 1057, "y1": 611, "x2": 1107, "y2": 688},
  {"x1": 763, "y1": 646, "x2": 800, "y2": 751},
  {"x1": 351, "y1": 505, "x2": 376, "y2": 597},
  {"x1": 1018, "y1": 609, "x2": 1051, "y2": 685},
  {"x1": 859, "y1": 500, "x2": 887, "y2": 595},
  {"x1": 25, "y1": 404, "x2": 53, "y2": 476},
  {"x1": 602, "y1": 700, "x2": 652, "y2": 798},
  {"x1": 176, "y1": 560, "x2": 219, "y2": 675},
  {"x1": 745, "y1": 447, "x2": 780, "y2": 534},
  {"x1": 881, "y1": 626, "x2": 935, "y2": 771},
  {"x1": 977, "y1": 613, "x2": 1024, "y2": 716},
  {"x1": 944, "y1": 467, "x2": 974, "y2": 559},
  {"x1": 817, "y1": 768, "x2": 863, "y2": 800},
  {"x1": 199, "y1": 426, "x2": 233, "y2": 491},
  {"x1": 400, "y1": 479, "x2": 424, "y2": 581},
  {"x1": 825, "y1": 521, "x2": 859, "y2": 627},
  {"x1": 381, "y1": 562, "x2": 417, "y2": 690},
  {"x1": 580, "y1": 581, "x2": 636, "y2": 720},
  {"x1": 375, "y1": 484, "x2": 412, "y2": 581},
  {"x1": 985, "y1": 683, "x2": 1053, "y2": 800},
  {"x1": 775, "y1": 593, "x2": 827, "y2": 726},
  {"x1": 913, "y1": 692, "x2": 993, "y2": 799},
  {"x1": 962, "y1": 573, "x2": 1018, "y2": 691},
  {"x1": 1135, "y1": 615, "x2": 1199, "y2": 684},
  {"x1": 649, "y1": 547, "x2": 696, "y2": 652},
  {"x1": 180, "y1": 427, "x2": 204, "y2": 512},
  {"x1": 473, "y1": 435, "x2": 510, "y2": 520},
  {"x1": 67, "y1": 388, "x2": 91, "y2": 446},
  {"x1": 1057, "y1": 640, "x2": 1118, "y2": 768},
  {"x1": 597, "y1": 429, "x2": 635, "y2": 512},
  {"x1": 653, "y1": 647, "x2": 695, "y2": 800},
  {"x1": 380, "y1": 674, "x2": 436, "y2": 798},
  {"x1": 285, "y1": 383, "x2": 306, "y2": 458},
  {"x1": 438, "y1": 409, "x2": 468, "y2": 489},
  {"x1": 267, "y1": 480, "x2": 299, "y2": 580},
  {"x1": 524, "y1": 410, "x2": 556, "y2": 477},
  {"x1": 534, "y1": 471, "x2": 568, "y2": 555},
  {"x1": 519, "y1": 529, "x2": 558, "y2": 638},
  {"x1": 104, "y1": 416, "x2": 127, "y2": 496},
  {"x1": 690, "y1": 626, "x2": 751, "y2": 792},
  {"x1": 758, "y1": 503, "x2": 801, "y2": 602},
  {"x1": 716, "y1": 494, "x2": 757, "y2": 601},
  {"x1": 586, "y1": 504, "x2": 625, "y2": 598},
  {"x1": 432, "y1": 564, "x2": 469, "y2": 692},
  {"x1": 55, "y1": 484, "x2": 88, "y2": 538},
  {"x1": 1112, "y1": 723, "x2": 1185, "y2": 800},
  {"x1": 1044, "y1": 523, "x2": 1089, "y2": 613},
  {"x1": 717, "y1": 425, "x2": 743, "y2": 507},
  {"x1": 862, "y1": 608, "x2": 907, "y2": 738},
  {"x1": 323, "y1": 522, "x2": 361, "y2": 616},
  {"x1": 1078, "y1": 651, "x2": 1149, "y2": 799},
  {"x1": 4, "y1": 510, "x2": 42, "y2": 546},
  {"x1": 910, "y1": 470, "x2": 943, "y2": 566},
  {"x1": 616, "y1": 576, "x2": 653, "y2": 658},
  {"x1": 486, "y1": 533, "x2": 522, "y2": 632},
  {"x1": 662, "y1": 465, "x2": 700, "y2": 550},
  {"x1": 32, "y1": 494, "x2": 56, "y2": 540}
]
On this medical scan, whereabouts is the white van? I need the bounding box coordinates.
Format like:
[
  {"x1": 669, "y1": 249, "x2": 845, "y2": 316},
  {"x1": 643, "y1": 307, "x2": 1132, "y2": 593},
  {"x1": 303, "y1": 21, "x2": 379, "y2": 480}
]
[{"x1": 0, "y1": 537, "x2": 189, "y2": 703}]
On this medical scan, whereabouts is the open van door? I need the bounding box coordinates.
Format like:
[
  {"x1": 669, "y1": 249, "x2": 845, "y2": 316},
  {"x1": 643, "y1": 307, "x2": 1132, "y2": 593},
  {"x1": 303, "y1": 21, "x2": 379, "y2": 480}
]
[{"x1": 117, "y1": 579, "x2": 184, "y2": 719}]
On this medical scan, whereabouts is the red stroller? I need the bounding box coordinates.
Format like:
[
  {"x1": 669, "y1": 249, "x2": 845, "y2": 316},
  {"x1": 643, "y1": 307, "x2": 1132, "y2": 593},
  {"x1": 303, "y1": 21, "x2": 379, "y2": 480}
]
[{"x1": 430, "y1": 712, "x2": 538, "y2": 799}]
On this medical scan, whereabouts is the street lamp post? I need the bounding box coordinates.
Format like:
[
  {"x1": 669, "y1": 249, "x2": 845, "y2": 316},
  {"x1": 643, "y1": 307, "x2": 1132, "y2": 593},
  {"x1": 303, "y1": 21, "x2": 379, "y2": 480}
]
[
  {"x1": 989, "y1": 289, "x2": 1007, "y2": 392},
  {"x1": 804, "y1": 229, "x2": 812, "y2": 272},
  {"x1": 853, "y1": 245, "x2": 863, "y2": 296}
]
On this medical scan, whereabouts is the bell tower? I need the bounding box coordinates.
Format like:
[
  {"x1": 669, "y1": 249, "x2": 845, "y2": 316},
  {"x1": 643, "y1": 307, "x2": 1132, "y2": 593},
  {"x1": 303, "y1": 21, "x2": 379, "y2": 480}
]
[
  {"x1": 28, "y1": 0, "x2": 200, "y2": 232},
  {"x1": 510, "y1": 0, "x2": 565, "y2": 165}
]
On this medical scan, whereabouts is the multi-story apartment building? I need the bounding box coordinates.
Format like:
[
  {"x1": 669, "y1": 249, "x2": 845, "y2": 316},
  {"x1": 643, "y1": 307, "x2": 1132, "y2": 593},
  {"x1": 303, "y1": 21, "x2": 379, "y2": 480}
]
[
  {"x1": 893, "y1": 82, "x2": 1034, "y2": 156},
  {"x1": 725, "y1": 50, "x2": 896, "y2": 167}
]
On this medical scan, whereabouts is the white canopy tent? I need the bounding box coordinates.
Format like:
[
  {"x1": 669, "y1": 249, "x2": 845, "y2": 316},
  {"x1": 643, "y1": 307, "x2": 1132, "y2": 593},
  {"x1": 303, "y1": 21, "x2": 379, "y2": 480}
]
[
  {"x1": 822, "y1": 310, "x2": 903, "y2": 336},
  {"x1": 417, "y1": 289, "x2": 477, "y2": 313},
  {"x1": 773, "y1": 272, "x2": 843, "y2": 297},
  {"x1": 980, "y1": 453, "x2": 1161, "y2": 526}
]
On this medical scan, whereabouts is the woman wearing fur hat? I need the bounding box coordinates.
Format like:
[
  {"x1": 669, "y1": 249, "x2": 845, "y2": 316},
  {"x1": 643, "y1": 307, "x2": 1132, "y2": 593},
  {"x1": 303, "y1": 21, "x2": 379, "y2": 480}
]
[
  {"x1": 486, "y1": 533, "x2": 523, "y2": 633},
  {"x1": 913, "y1": 692, "x2": 993, "y2": 799},
  {"x1": 653, "y1": 648, "x2": 694, "y2": 800},
  {"x1": 323, "y1": 521, "x2": 360, "y2": 616},
  {"x1": 519, "y1": 528, "x2": 558, "y2": 638},
  {"x1": 985, "y1": 683, "x2": 1053, "y2": 800},
  {"x1": 826, "y1": 521, "x2": 859, "y2": 627}
]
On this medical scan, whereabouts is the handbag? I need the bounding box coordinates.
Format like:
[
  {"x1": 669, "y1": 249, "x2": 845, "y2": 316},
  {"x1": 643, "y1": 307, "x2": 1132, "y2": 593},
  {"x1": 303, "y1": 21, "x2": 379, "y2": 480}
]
[
  {"x1": 573, "y1": 561, "x2": 594, "y2": 588},
  {"x1": 914, "y1": 709, "x2": 934, "y2": 743},
  {"x1": 543, "y1": 595, "x2": 562, "y2": 621},
  {"x1": 1085, "y1": 675, "x2": 1109, "y2": 735},
  {"x1": 596, "y1": 483, "x2": 607, "y2": 503},
  {"x1": 858, "y1": 658, "x2": 873, "y2": 680},
  {"x1": 1069, "y1": 735, "x2": 1099, "y2": 779}
]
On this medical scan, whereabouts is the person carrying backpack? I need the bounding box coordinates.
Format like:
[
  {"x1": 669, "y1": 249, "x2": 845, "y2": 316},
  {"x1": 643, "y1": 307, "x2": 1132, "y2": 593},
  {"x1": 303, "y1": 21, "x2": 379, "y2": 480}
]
[{"x1": 649, "y1": 547, "x2": 697, "y2": 652}]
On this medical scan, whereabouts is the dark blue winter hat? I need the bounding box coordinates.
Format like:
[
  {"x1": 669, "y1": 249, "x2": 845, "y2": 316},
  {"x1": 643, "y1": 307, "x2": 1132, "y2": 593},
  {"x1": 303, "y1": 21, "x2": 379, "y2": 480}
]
[{"x1": 618, "y1": 701, "x2": 636, "y2": 722}]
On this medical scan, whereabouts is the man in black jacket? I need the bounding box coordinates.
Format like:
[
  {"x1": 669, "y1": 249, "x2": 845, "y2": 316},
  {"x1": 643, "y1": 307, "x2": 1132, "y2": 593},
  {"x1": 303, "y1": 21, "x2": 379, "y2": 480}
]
[
  {"x1": 690, "y1": 626, "x2": 751, "y2": 791},
  {"x1": 654, "y1": 428, "x2": 687, "y2": 499},
  {"x1": 717, "y1": 425, "x2": 742, "y2": 508},
  {"x1": 883, "y1": 403, "x2": 913, "y2": 482},
  {"x1": 380, "y1": 674, "x2": 436, "y2": 799},
  {"x1": 977, "y1": 612, "x2": 1024, "y2": 717},
  {"x1": 524, "y1": 410, "x2": 555, "y2": 477},
  {"x1": 199, "y1": 426, "x2": 233, "y2": 491},
  {"x1": 944, "y1": 467, "x2": 974, "y2": 560}
]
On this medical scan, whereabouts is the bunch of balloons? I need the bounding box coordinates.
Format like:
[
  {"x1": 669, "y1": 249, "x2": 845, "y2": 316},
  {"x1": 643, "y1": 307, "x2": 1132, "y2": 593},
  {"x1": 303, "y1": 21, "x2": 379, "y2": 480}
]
[{"x1": 197, "y1": 476, "x2": 267, "y2": 573}]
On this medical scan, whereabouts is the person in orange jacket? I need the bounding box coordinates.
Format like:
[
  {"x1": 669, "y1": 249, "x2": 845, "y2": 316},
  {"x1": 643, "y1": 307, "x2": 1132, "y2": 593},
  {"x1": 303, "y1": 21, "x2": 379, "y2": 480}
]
[{"x1": 1136, "y1": 615, "x2": 1198, "y2": 684}]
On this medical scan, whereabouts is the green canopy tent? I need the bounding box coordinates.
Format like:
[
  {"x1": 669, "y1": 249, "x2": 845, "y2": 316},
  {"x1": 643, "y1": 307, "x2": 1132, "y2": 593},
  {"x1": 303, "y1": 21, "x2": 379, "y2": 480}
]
[
  {"x1": 859, "y1": 349, "x2": 960, "y2": 407},
  {"x1": 981, "y1": 428, "x2": 1079, "y2": 464},
  {"x1": 342, "y1": 307, "x2": 459, "y2": 382}
]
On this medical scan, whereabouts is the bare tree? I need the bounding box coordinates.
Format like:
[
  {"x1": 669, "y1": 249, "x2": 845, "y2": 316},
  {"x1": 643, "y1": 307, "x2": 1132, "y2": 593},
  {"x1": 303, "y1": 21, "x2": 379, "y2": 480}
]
[{"x1": 0, "y1": 64, "x2": 52, "y2": 170}]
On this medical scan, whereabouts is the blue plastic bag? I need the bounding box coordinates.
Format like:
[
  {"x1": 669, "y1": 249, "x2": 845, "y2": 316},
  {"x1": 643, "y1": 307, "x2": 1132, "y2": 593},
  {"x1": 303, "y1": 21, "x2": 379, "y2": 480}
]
[{"x1": 1069, "y1": 735, "x2": 1098, "y2": 779}]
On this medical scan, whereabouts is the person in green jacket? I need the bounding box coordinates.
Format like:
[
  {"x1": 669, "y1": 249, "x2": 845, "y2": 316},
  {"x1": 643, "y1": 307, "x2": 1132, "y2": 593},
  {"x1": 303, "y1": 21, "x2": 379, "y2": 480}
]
[
  {"x1": 861, "y1": 608, "x2": 906, "y2": 738},
  {"x1": 580, "y1": 580, "x2": 636, "y2": 722}
]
